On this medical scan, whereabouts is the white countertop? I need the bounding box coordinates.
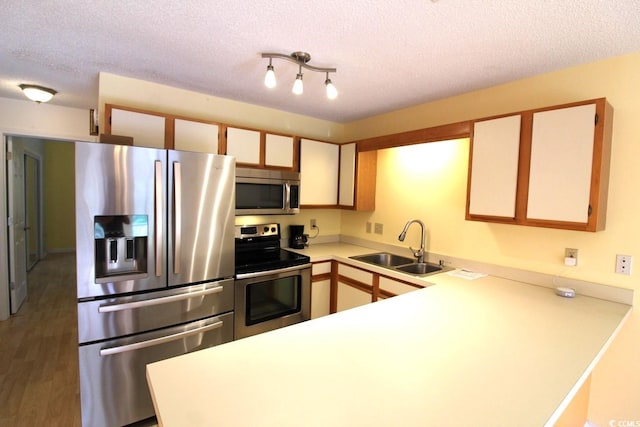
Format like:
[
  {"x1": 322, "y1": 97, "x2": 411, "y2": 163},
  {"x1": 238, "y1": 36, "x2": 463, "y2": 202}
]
[{"x1": 147, "y1": 244, "x2": 631, "y2": 427}]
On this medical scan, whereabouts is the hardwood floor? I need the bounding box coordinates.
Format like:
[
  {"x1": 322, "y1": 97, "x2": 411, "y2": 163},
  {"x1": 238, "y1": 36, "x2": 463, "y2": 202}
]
[{"x1": 0, "y1": 253, "x2": 81, "y2": 426}]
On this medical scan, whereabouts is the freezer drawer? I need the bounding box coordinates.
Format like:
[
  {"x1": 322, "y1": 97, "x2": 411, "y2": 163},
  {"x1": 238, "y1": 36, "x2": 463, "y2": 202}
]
[
  {"x1": 79, "y1": 312, "x2": 233, "y2": 427},
  {"x1": 78, "y1": 279, "x2": 233, "y2": 343}
]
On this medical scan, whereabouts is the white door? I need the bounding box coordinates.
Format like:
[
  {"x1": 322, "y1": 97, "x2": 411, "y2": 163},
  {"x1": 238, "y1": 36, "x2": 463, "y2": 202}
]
[
  {"x1": 24, "y1": 153, "x2": 41, "y2": 271},
  {"x1": 6, "y1": 136, "x2": 28, "y2": 313}
]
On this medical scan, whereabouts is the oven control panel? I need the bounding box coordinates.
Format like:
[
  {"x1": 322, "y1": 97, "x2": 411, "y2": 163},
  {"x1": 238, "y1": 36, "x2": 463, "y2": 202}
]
[{"x1": 235, "y1": 223, "x2": 280, "y2": 239}]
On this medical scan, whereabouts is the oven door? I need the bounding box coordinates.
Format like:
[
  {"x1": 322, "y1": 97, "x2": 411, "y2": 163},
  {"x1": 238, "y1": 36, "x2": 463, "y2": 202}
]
[{"x1": 234, "y1": 264, "x2": 311, "y2": 339}]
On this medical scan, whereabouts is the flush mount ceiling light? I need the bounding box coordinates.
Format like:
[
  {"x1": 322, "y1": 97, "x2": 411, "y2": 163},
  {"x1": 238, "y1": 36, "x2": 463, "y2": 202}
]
[
  {"x1": 18, "y1": 84, "x2": 57, "y2": 103},
  {"x1": 261, "y1": 51, "x2": 338, "y2": 100}
]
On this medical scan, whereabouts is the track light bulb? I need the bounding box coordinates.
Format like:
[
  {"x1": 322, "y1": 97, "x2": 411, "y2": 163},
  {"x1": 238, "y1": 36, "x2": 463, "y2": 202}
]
[
  {"x1": 292, "y1": 73, "x2": 304, "y2": 95},
  {"x1": 325, "y1": 76, "x2": 338, "y2": 100},
  {"x1": 264, "y1": 63, "x2": 276, "y2": 88}
]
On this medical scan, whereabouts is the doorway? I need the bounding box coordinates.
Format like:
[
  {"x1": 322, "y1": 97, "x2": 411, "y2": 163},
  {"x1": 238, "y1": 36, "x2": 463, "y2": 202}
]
[{"x1": 5, "y1": 135, "x2": 75, "y2": 313}]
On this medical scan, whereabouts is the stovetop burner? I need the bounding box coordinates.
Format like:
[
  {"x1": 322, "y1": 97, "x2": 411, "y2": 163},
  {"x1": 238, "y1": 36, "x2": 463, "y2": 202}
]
[{"x1": 235, "y1": 223, "x2": 310, "y2": 275}]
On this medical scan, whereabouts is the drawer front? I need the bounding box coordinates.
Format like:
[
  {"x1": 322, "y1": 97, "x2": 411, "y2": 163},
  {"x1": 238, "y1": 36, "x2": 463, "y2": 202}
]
[
  {"x1": 78, "y1": 278, "x2": 234, "y2": 343},
  {"x1": 338, "y1": 263, "x2": 374, "y2": 285},
  {"x1": 379, "y1": 276, "x2": 423, "y2": 296},
  {"x1": 312, "y1": 261, "x2": 332, "y2": 276},
  {"x1": 79, "y1": 312, "x2": 233, "y2": 427}
]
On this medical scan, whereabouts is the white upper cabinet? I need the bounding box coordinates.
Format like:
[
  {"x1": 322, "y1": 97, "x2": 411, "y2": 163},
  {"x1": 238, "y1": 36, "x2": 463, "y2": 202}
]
[
  {"x1": 300, "y1": 138, "x2": 339, "y2": 205},
  {"x1": 265, "y1": 134, "x2": 294, "y2": 168},
  {"x1": 174, "y1": 119, "x2": 219, "y2": 154},
  {"x1": 110, "y1": 108, "x2": 165, "y2": 148},
  {"x1": 339, "y1": 143, "x2": 356, "y2": 206},
  {"x1": 468, "y1": 115, "x2": 521, "y2": 218},
  {"x1": 527, "y1": 104, "x2": 595, "y2": 223},
  {"x1": 466, "y1": 98, "x2": 612, "y2": 232},
  {"x1": 226, "y1": 127, "x2": 261, "y2": 165}
]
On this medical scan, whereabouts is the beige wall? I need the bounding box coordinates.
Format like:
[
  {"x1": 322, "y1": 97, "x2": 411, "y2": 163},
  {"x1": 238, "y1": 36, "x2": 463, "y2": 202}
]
[
  {"x1": 342, "y1": 52, "x2": 640, "y2": 424},
  {"x1": 43, "y1": 142, "x2": 75, "y2": 252},
  {"x1": 99, "y1": 72, "x2": 345, "y2": 142}
]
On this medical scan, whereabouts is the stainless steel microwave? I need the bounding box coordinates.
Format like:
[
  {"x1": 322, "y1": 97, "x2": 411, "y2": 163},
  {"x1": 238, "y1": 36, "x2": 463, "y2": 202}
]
[{"x1": 235, "y1": 168, "x2": 300, "y2": 215}]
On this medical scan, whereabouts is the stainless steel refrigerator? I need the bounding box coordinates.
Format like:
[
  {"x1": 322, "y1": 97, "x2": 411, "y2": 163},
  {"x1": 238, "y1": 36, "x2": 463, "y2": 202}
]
[{"x1": 75, "y1": 142, "x2": 235, "y2": 427}]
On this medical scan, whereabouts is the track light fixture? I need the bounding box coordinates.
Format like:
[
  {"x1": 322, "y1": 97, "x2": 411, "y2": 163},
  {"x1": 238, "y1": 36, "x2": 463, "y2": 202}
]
[
  {"x1": 261, "y1": 51, "x2": 338, "y2": 100},
  {"x1": 19, "y1": 84, "x2": 57, "y2": 103}
]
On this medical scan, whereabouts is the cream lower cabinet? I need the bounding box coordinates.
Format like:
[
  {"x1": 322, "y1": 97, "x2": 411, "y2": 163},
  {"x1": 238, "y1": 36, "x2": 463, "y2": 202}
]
[
  {"x1": 332, "y1": 262, "x2": 427, "y2": 312},
  {"x1": 378, "y1": 276, "x2": 423, "y2": 299},
  {"x1": 311, "y1": 261, "x2": 332, "y2": 319},
  {"x1": 335, "y1": 263, "x2": 373, "y2": 312}
]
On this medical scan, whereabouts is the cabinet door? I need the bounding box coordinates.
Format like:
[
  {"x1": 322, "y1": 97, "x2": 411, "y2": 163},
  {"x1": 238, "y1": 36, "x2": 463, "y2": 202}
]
[
  {"x1": 335, "y1": 263, "x2": 373, "y2": 312},
  {"x1": 339, "y1": 143, "x2": 356, "y2": 206},
  {"x1": 468, "y1": 115, "x2": 521, "y2": 218},
  {"x1": 265, "y1": 134, "x2": 294, "y2": 168},
  {"x1": 336, "y1": 281, "x2": 372, "y2": 312},
  {"x1": 300, "y1": 139, "x2": 339, "y2": 205},
  {"x1": 311, "y1": 278, "x2": 331, "y2": 319},
  {"x1": 111, "y1": 108, "x2": 166, "y2": 148},
  {"x1": 174, "y1": 119, "x2": 219, "y2": 154},
  {"x1": 527, "y1": 104, "x2": 596, "y2": 223},
  {"x1": 379, "y1": 276, "x2": 423, "y2": 297},
  {"x1": 311, "y1": 262, "x2": 332, "y2": 319},
  {"x1": 227, "y1": 127, "x2": 260, "y2": 165}
]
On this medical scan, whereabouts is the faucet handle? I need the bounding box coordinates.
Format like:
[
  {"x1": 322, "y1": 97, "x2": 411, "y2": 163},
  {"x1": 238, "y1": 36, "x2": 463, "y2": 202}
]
[{"x1": 410, "y1": 246, "x2": 424, "y2": 258}]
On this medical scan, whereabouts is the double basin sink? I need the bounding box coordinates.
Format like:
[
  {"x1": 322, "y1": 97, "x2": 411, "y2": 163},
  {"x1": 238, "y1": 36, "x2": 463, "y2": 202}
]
[{"x1": 349, "y1": 252, "x2": 450, "y2": 277}]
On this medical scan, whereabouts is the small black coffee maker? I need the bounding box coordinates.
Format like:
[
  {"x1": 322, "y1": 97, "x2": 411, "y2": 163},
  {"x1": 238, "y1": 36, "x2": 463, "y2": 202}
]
[{"x1": 289, "y1": 225, "x2": 308, "y2": 249}]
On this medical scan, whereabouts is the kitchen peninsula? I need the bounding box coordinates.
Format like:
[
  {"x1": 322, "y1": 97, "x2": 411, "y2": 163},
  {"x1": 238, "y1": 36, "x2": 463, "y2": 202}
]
[{"x1": 147, "y1": 244, "x2": 631, "y2": 427}]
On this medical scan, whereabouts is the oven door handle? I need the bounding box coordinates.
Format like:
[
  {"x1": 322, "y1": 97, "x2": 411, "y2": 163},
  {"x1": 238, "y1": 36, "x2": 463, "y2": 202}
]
[
  {"x1": 99, "y1": 320, "x2": 224, "y2": 356},
  {"x1": 97, "y1": 285, "x2": 224, "y2": 313},
  {"x1": 235, "y1": 263, "x2": 312, "y2": 280}
]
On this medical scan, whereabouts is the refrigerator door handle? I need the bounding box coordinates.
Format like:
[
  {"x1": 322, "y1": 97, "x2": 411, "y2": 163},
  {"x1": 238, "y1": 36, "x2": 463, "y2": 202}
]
[
  {"x1": 173, "y1": 161, "x2": 182, "y2": 274},
  {"x1": 97, "y1": 284, "x2": 224, "y2": 313},
  {"x1": 99, "y1": 320, "x2": 224, "y2": 356},
  {"x1": 154, "y1": 160, "x2": 163, "y2": 277}
]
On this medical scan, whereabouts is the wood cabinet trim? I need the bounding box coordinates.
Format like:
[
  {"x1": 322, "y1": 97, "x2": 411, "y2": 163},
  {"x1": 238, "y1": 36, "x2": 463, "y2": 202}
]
[
  {"x1": 353, "y1": 120, "x2": 472, "y2": 152},
  {"x1": 312, "y1": 272, "x2": 332, "y2": 282},
  {"x1": 338, "y1": 275, "x2": 374, "y2": 294}
]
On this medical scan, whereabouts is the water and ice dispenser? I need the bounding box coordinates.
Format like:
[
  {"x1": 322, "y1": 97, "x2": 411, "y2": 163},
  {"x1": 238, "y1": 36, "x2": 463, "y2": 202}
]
[{"x1": 94, "y1": 215, "x2": 148, "y2": 281}]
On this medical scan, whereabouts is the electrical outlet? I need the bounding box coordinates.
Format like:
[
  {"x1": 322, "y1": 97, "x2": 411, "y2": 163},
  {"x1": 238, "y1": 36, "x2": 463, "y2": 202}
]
[
  {"x1": 366, "y1": 222, "x2": 372, "y2": 233},
  {"x1": 310, "y1": 219, "x2": 317, "y2": 229},
  {"x1": 564, "y1": 248, "x2": 578, "y2": 266},
  {"x1": 565, "y1": 248, "x2": 578, "y2": 259},
  {"x1": 374, "y1": 223, "x2": 383, "y2": 234},
  {"x1": 615, "y1": 254, "x2": 632, "y2": 275}
]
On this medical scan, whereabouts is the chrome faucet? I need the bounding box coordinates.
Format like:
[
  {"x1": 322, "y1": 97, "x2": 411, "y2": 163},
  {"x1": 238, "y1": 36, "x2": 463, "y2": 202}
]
[{"x1": 398, "y1": 219, "x2": 426, "y2": 263}]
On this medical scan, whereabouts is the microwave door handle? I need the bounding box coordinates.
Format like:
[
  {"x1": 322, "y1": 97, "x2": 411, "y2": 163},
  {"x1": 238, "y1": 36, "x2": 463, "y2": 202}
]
[
  {"x1": 284, "y1": 182, "x2": 290, "y2": 212},
  {"x1": 154, "y1": 160, "x2": 163, "y2": 277},
  {"x1": 173, "y1": 161, "x2": 182, "y2": 275}
]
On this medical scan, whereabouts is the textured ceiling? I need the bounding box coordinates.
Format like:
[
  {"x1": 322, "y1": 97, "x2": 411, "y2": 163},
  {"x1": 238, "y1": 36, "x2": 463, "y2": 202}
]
[{"x1": 1, "y1": 1, "x2": 640, "y2": 123}]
